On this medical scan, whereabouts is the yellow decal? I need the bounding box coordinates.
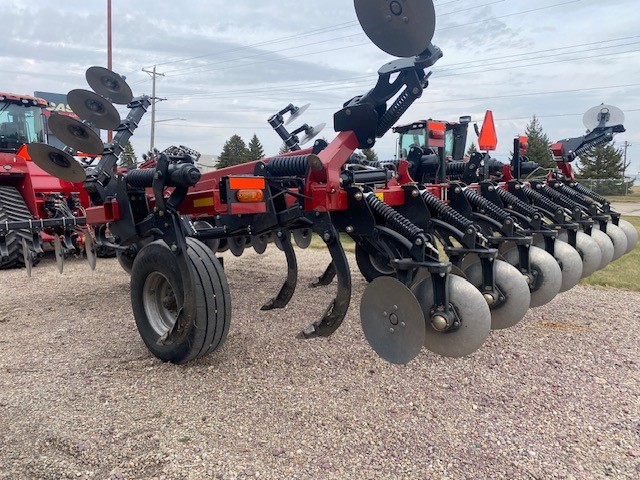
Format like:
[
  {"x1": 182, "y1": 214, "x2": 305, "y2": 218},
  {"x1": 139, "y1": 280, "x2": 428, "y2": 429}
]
[
  {"x1": 375, "y1": 192, "x2": 384, "y2": 202},
  {"x1": 193, "y1": 197, "x2": 215, "y2": 208}
]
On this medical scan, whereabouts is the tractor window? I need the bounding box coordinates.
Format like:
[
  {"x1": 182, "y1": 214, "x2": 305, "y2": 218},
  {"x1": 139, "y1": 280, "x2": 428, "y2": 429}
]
[
  {"x1": 399, "y1": 127, "x2": 426, "y2": 157},
  {"x1": 0, "y1": 102, "x2": 45, "y2": 152},
  {"x1": 444, "y1": 129, "x2": 454, "y2": 159}
]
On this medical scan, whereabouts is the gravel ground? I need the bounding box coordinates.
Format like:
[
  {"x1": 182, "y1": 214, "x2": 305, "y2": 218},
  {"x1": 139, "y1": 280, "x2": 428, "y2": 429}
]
[{"x1": 0, "y1": 246, "x2": 639, "y2": 480}]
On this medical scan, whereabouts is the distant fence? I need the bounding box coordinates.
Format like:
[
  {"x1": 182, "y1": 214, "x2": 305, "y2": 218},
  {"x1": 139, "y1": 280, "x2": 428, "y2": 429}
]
[{"x1": 577, "y1": 177, "x2": 634, "y2": 196}]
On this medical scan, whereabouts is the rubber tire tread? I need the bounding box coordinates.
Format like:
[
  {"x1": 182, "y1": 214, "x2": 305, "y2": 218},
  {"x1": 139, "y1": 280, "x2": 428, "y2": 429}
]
[{"x1": 131, "y1": 238, "x2": 230, "y2": 363}]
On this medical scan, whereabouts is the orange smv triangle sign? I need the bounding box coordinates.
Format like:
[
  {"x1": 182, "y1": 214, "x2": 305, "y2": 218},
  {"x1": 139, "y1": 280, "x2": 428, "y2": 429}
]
[{"x1": 478, "y1": 110, "x2": 498, "y2": 151}]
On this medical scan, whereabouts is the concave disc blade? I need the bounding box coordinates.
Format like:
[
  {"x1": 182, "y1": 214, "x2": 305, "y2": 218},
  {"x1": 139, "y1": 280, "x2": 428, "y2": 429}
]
[
  {"x1": 354, "y1": 0, "x2": 436, "y2": 58},
  {"x1": 85, "y1": 233, "x2": 97, "y2": 271},
  {"x1": 412, "y1": 274, "x2": 491, "y2": 357},
  {"x1": 583, "y1": 104, "x2": 625, "y2": 130},
  {"x1": 21, "y1": 238, "x2": 32, "y2": 277},
  {"x1": 293, "y1": 228, "x2": 312, "y2": 249},
  {"x1": 86, "y1": 66, "x2": 133, "y2": 105},
  {"x1": 229, "y1": 236, "x2": 246, "y2": 257},
  {"x1": 360, "y1": 277, "x2": 425, "y2": 364},
  {"x1": 252, "y1": 235, "x2": 268, "y2": 254},
  {"x1": 53, "y1": 235, "x2": 64, "y2": 274},
  {"x1": 68, "y1": 89, "x2": 121, "y2": 130},
  {"x1": 285, "y1": 103, "x2": 310, "y2": 125},
  {"x1": 47, "y1": 114, "x2": 104, "y2": 155},
  {"x1": 463, "y1": 259, "x2": 530, "y2": 330},
  {"x1": 28, "y1": 143, "x2": 87, "y2": 183},
  {"x1": 299, "y1": 123, "x2": 326, "y2": 145}
]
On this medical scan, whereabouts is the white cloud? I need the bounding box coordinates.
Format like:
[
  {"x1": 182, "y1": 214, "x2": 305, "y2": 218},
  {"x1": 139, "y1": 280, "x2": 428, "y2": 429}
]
[{"x1": 1, "y1": 0, "x2": 638, "y2": 172}]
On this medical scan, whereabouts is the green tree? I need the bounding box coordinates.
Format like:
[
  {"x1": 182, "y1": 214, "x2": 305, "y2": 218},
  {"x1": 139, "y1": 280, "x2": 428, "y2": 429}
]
[
  {"x1": 247, "y1": 134, "x2": 265, "y2": 161},
  {"x1": 576, "y1": 142, "x2": 632, "y2": 195},
  {"x1": 278, "y1": 143, "x2": 290, "y2": 155},
  {"x1": 119, "y1": 141, "x2": 137, "y2": 170},
  {"x1": 524, "y1": 116, "x2": 554, "y2": 169},
  {"x1": 360, "y1": 148, "x2": 378, "y2": 162},
  {"x1": 466, "y1": 142, "x2": 478, "y2": 156},
  {"x1": 216, "y1": 134, "x2": 249, "y2": 169}
]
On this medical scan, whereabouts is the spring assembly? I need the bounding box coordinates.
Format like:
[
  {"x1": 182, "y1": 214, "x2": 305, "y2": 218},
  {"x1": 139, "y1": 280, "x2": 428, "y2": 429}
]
[
  {"x1": 522, "y1": 185, "x2": 565, "y2": 214},
  {"x1": 463, "y1": 188, "x2": 512, "y2": 224},
  {"x1": 265, "y1": 155, "x2": 310, "y2": 177},
  {"x1": 569, "y1": 182, "x2": 609, "y2": 205},
  {"x1": 574, "y1": 135, "x2": 611, "y2": 156},
  {"x1": 376, "y1": 89, "x2": 414, "y2": 138},
  {"x1": 553, "y1": 182, "x2": 594, "y2": 209},
  {"x1": 534, "y1": 184, "x2": 581, "y2": 211},
  {"x1": 445, "y1": 162, "x2": 467, "y2": 179},
  {"x1": 365, "y1": 193, "x2": 424, "y2": 244},
  {"x1": 421, "y1": 190, "x2": 476, "y2": 232},
  {"x1": 493, "y1": 187, "x2": 539, "y2": 218}
]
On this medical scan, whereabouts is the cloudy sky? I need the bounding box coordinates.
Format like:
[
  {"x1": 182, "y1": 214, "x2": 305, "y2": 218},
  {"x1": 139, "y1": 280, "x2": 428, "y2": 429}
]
[{"x1": 3, "y1": 0, "x2": 639, "y2": 174}]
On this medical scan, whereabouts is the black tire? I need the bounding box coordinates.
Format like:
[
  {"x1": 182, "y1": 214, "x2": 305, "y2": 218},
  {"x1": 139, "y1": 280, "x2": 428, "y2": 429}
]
[
  {"x1": 131, "y1": 238, "x2": 231, "y2": 363},
  {"x1": 0, "y1": 186, "x2": 39, "y2": 270}
]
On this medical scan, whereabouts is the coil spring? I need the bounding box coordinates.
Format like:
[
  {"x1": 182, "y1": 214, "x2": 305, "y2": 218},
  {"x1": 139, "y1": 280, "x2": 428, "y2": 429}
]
[
  {"x1": 421, "y1": 190, "x2": 475, "y2": 232},
  {"x1": 535, "y1": 184, "x2": 579, "y2": 210},
  {"x1": 376, "y1": 89, "x2": 413, "y2": 137},
  {"x1": 463, "y1": 189, "x2": 511, "y2": 223},
  {"x1": 571, "y1": 182, "x2": 609, "y2": 205},
  {"x1": 445, "y1": 162, "x2": 467, "y2": 177},
  {"x1": 574, "y1": 135, "x2": 610, "y2": 156},
  {"x1": 265, "y1": 155, "x2": 309, "y2": 177},
  {"x1": 493, "y1": 187, "x2": 539, "y2": 218},
  {"x1": 522, "y1": 185, "x2": 564, "y2": 214},
  {"x1": 554, "y1": 182, "x2": 594, "y2": 208},
  {"x1": 126, "y1": 168, "x2": 155, "y2": 188},
  {"x1": 365, "y1": 194, "x2": 424, "y2": 243}
]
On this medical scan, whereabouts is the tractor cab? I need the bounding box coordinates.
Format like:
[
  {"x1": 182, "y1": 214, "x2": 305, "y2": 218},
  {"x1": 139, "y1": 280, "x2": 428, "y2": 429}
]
[
  {"x1": 0, "y1": 93, "x2": 47, "y2": 153},
  {"x1": 394, "y1": 116, "x2": 471, "y2": 161}
]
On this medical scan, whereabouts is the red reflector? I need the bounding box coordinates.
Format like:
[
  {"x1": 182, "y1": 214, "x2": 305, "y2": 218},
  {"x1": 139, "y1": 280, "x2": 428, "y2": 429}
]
[{"x1": 229, "y1": 177, "x2": 265, "y2": 190}]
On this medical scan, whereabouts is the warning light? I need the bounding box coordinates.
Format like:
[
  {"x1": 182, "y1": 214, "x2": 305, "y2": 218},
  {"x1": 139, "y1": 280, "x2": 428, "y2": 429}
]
[
  {"x1": 518, "y1": 136, "x2": 528, "y2": 155},
  {"x1": 236, "y1": 189, "x2": 264, "y2": 203}
]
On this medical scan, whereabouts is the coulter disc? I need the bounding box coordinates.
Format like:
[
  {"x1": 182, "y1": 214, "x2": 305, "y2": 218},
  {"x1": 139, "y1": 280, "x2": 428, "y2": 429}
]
[
  {"x1": 53, "y1": 234, "x2": 64, "y2": 274},
  {"x1": 550, "y1": 239, "x2": 583, "y2": 292},
  {"x1": 229, "y1": 236, "x2": 246, "y2": 257},
  {"x1": 590, "y1": 228, "x2": 614, "y2": 269},
  {"x1": 558, "y1": 231, "x2": 602, "y2": 278},
  {"x1": 594, "y1": 222, "x2": 627, "y2": 261},
  {"x1": 503, "y1": 246, "x2": 562, "y2": 308},
  {"x1": 85, "y1": 233, "x2": 97, "y2": 271},
  {"x1": 251, "y1": 235, "x2": 268, "y2": 254},
  {"x1": 21, "y1": 238, "x2": 32, "y2": 277},
  {"x1": 463, "y1": 258, "x2": 531, "y2": 330},
  {"x1": 412, "y1": 275, "x2": 491, "y2": 357},
  {"x1": 360, "y1": 277, "x2": 425, "y2": 364},
  {"x1": 617, "y1": 218, "x2": 638, "y2": 253},
  {"x1": 293, "y1": 228, "x2": 313, "y2": 249}
]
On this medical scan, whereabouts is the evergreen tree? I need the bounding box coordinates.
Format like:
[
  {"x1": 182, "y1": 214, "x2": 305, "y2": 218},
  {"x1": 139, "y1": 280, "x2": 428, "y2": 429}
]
[
  {"x1": 524, "y1": 116, "x2": 554, "y2": 169},
  {"x1": 216, "y1": 135, "x2": 249, "y2": 169},
  {"x1": 119, "y1": 141, "x2": 137, "y2": 170},
  {"x1": 247, "y1": 134, "x2": 265, "y2": 161},
  {"x1": 576, "y1": 142, "x2": 632, "y2": 195},
  {"x1": 278, "y1": 143, "x2": 290, "y2": 155},
  {"x1": 466, "y1": 142, "x2": 478, "y2": 156},
  {"x1": 360, "y1": 148, "x2": 378, "y2": 162}
]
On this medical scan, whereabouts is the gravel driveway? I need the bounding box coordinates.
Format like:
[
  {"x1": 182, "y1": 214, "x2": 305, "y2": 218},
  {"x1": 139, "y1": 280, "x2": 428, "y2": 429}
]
[{"x1": 0, "y1": 247, "x2": 638, "y2": 480}]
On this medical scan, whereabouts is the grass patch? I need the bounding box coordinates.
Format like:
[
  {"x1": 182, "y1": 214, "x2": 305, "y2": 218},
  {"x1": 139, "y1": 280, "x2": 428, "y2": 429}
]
[
  {"x1": 580, "y1": 216, "x2": 640, "y2": 291},
  {"x1": 606, "y1": 188, "x2": 640, "y2": 203},
  {"x1": 309, "y1": 233, "x2": 355, "y2": 253}
]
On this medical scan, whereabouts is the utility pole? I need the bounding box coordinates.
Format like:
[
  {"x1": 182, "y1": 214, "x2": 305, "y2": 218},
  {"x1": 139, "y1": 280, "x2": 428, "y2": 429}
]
[
  {"x1": 142, "y1": 65, "x2": 166, "y2": 151},
  {"x1": 622, "y1": 141, "x2": 632, "y2": 195},
  {"x1": 107, "y1": 0, "x2": 113, "y2": 142}
]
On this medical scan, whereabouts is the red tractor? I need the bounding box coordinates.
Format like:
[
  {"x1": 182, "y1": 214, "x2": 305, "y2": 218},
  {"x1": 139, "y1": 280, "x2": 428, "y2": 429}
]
[{"x1": 0, "y1": 92, "x2": 91, "y2": 269}]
